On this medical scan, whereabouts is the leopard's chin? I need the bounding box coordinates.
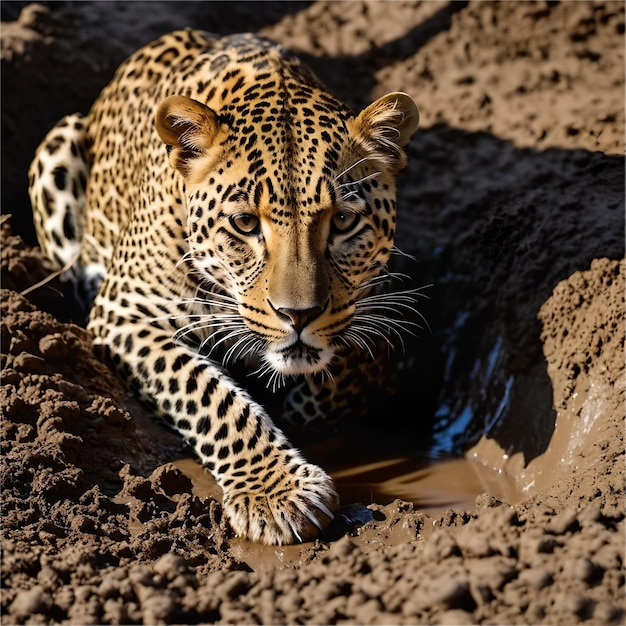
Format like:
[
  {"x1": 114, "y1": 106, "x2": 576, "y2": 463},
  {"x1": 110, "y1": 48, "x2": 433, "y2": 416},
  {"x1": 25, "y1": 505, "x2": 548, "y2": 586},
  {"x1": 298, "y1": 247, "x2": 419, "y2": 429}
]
[{"x1": 266, "y1": 340, "x2": 333, "y2": 376}]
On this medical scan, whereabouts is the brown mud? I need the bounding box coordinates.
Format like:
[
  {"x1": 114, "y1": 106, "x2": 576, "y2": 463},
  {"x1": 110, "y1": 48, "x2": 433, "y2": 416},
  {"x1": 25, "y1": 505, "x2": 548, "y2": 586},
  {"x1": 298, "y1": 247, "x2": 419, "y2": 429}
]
[{"x1": 1, "y1": 2, "x2": 625, "y2": 624}]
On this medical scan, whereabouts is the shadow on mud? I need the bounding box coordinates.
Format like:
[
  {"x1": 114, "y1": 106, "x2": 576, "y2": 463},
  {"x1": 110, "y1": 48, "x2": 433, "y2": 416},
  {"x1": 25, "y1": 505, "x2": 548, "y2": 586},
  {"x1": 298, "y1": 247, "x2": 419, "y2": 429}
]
[{"x1": 386, "y1": 125, "x2": 624, "y2": 472}]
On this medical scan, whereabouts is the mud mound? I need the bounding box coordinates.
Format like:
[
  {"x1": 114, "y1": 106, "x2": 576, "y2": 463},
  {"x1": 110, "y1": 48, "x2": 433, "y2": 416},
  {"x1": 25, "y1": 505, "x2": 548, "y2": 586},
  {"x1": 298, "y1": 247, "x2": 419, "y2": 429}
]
[{"x1": 1, "y1": 2, "x2": 624, "y2": 624}]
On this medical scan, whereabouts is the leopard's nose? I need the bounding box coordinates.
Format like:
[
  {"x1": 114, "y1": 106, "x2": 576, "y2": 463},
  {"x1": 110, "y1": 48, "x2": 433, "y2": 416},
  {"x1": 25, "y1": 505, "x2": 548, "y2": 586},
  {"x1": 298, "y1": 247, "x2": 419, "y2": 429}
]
[{"x1": 276, "y1": 305, "x2": 324, "y2": 334}]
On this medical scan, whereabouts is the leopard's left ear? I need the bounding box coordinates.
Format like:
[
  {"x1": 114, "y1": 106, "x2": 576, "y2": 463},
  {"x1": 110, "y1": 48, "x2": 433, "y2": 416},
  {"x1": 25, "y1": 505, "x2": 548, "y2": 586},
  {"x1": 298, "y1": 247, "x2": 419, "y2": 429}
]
[
  {"x1": 155, "y1": 95, "x2": 227, "y2": 180},
  {"x1": 349, "y1": 92, "x2": 419, "y2": 171}
]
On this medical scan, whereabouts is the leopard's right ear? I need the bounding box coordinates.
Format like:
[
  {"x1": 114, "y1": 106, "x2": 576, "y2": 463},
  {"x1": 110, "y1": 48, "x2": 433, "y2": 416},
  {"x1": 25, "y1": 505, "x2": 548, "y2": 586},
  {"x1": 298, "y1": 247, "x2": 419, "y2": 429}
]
[
  {"x1": 349, "y1": 92, "x2": 419, "y2": 172},
  {"x1": 155, "y1": 95, "x2": 227, "y2": 180}
]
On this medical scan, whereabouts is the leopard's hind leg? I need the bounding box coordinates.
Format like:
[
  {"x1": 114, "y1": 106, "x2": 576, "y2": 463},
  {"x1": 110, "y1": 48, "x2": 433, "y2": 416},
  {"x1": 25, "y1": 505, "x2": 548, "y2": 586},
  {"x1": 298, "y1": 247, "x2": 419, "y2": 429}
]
[{"x1": 28, "y1": 114, "x2": 103, "y2": 309}]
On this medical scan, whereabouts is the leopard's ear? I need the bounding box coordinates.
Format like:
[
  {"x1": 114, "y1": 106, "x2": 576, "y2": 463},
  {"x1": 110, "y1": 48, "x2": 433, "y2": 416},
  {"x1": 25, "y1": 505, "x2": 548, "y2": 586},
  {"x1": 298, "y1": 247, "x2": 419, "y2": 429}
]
[
  {"x1": 155, "y1": 95, "x2": 226, "y2": 179},
  {"x1": 349, "y1": 92, "x2": 419, "y2": 171}
]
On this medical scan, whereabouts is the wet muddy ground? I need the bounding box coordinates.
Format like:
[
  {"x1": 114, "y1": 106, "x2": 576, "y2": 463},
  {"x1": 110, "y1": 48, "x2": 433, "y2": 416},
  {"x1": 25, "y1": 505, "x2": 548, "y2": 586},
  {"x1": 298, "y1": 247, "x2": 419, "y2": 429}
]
[{"x1": 1, "y1": 1, "x2": 625, "y2": 624}]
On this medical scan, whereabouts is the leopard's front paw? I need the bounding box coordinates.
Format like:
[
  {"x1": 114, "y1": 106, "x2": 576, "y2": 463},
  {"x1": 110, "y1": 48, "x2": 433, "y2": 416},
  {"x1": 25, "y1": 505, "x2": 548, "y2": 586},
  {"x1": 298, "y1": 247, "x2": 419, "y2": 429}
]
[{"x1": 222, "y1": 462, "x2": 340, "y2": 545}]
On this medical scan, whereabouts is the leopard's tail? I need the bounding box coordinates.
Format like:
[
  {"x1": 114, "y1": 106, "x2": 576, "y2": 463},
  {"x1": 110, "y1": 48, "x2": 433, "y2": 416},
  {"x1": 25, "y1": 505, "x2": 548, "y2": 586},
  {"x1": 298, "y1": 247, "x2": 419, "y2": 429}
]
[{"x1": 28, "y1": 114, "x2": 103, "y2": 308}]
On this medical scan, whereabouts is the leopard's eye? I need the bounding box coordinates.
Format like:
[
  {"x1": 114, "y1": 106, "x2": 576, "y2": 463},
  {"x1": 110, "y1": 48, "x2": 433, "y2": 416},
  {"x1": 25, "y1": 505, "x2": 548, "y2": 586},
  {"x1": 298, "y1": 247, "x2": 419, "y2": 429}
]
[
  {"x1": 331, "y1": 209, "x2": 360, "y2": 234},
  {"x1": 229, "y1": 213, "x2": 260, "y2": 236}
]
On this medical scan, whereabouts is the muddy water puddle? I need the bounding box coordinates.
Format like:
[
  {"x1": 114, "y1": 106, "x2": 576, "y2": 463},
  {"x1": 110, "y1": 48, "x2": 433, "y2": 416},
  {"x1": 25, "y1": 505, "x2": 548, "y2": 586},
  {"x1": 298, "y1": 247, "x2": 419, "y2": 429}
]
[
  {"x1": 172, "y1": 450, "x2": 522, "y2": 518},
  {"x1": 169, "y1": 430, "x2": 524, "y2": 571},
  {"x1": 329, "y1": 454, "x2": 522, "y2": 513}
]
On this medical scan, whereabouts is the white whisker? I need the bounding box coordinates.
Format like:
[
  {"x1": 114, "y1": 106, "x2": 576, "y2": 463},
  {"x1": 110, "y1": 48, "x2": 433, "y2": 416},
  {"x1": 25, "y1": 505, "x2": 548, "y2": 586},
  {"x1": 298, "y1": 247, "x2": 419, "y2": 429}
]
[
  {"x1": 173, "y1": 316, "x2": 242, "y2": 341},
  {"x1": 344, "y1": 273, "x2": 432, "y2": 356},
  {"x1": 342, "y1": 328, "x2": 377, "y2": 359},
  {"x1": 337, "y1": 170, "x2": 381, "y2": 188},
  {"x1": 334, "y1": 155, "x2": 378, "y2": 182},
  {"x1": 251, "y1": 359, "x2": 286, "y2": 392},
  {"x1": 222, "y1": 332, "x2": 263, "y2": 367},
  {"x1": 204, "y1": 326, "x2": 249, "y2": 357},
  {"x1": 391, "y1": 246, "x2": 417, "y2": 262}
]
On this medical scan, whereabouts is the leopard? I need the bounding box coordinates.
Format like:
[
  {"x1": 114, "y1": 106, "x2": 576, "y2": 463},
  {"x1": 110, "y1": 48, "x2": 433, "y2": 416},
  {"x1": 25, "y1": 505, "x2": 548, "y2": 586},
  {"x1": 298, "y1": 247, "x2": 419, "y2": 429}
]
[{"x1": 28, "y1": 29, "x2": 420, "y2": 545}]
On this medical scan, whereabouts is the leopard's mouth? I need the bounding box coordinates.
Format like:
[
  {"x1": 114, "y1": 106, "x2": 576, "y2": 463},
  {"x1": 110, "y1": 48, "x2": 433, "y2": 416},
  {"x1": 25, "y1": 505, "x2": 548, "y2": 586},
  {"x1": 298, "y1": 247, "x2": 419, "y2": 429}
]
[
  {"x1": 266, "y1": 339, "x2": 333, "y2": 376},
  {"x1": 280, "y1": 340, "x2": 321, "y2": 362}
]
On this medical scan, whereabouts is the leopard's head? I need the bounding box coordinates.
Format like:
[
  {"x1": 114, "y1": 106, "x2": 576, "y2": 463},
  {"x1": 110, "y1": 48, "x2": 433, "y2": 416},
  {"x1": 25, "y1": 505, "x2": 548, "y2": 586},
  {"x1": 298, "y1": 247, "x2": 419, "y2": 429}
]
[{"x1": 156, "y1": 84, "x2": 418, "y2": 380}]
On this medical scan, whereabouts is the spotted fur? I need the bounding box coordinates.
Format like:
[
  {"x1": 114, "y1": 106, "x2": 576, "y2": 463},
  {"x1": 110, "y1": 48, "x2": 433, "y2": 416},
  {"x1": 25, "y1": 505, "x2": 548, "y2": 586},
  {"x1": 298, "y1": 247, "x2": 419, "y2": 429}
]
[{"x1": 29, "y1": 29, "x2": 419, "y2": 545}]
